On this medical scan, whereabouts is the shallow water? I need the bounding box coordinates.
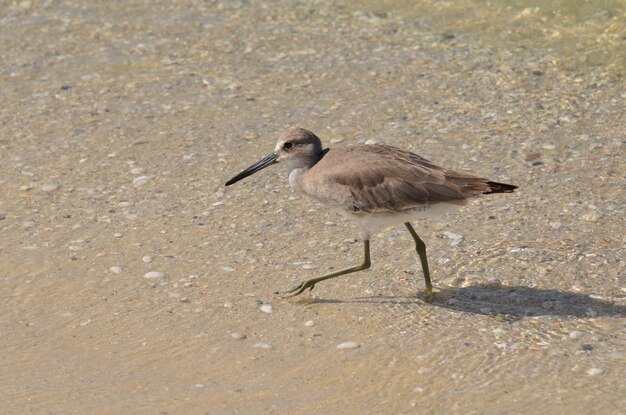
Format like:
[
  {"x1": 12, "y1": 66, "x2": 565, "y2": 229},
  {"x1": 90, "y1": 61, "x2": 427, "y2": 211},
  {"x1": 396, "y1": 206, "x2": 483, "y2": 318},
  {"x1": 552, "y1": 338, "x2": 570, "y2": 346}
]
[
  {"x1": 1, "y1": 1, "x2": 624, "y2": 414},
  {"x1": 356, "y1": 0, "x2": 625, "y2": 69}
]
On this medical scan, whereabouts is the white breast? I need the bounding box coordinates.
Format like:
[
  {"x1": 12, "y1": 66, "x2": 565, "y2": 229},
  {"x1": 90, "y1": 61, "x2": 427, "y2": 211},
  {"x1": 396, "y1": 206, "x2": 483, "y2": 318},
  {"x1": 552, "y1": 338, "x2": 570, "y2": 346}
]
[{"x1": 343, "y1": 202, "x2": 463, "y2": 239}]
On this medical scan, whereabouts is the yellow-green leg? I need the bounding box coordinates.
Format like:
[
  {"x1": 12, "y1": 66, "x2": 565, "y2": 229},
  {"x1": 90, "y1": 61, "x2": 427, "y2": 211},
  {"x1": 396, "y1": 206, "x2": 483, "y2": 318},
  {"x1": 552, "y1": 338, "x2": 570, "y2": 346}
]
[
  {"x1": 278, "y1": 240, "x2": 371, "y2": 298},
  {"x1": 405, "y1": 222, "x2": 433, "y2": 300}
]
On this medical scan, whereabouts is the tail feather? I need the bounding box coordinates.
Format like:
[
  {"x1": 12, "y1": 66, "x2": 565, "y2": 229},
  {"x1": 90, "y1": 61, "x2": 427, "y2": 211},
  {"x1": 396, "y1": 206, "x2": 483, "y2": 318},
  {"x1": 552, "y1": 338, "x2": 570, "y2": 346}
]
[{"x1": 484, "y1": 181, "x2": 518, "y2": 194}]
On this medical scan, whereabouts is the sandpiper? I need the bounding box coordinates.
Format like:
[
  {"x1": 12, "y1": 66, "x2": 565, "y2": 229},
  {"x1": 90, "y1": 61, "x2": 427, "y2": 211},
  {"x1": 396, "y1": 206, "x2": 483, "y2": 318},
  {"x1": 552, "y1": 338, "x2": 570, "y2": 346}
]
[{"x1": 225, "y1": 127, "x2": 517, "y2": 298}]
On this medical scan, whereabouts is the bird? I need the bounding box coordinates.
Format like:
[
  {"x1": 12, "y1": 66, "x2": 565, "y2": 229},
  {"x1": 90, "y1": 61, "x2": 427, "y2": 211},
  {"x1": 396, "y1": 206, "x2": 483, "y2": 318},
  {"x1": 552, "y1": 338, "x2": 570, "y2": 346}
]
[{"x1": 225, "y1": 127, "x2": 517, "y2": 299}]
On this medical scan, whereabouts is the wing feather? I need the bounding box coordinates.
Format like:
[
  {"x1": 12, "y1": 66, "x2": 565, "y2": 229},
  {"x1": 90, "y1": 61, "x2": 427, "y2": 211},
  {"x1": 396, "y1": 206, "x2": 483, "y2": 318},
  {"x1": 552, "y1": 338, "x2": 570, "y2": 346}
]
[{"x1": 302, "y1": 144, "x2": 492, "y2": 213}]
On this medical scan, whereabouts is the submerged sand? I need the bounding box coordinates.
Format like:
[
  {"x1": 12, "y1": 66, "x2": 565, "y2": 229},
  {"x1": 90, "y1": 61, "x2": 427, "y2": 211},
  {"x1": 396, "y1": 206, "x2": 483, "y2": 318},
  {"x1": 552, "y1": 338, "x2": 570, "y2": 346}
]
[{"x1": 1, "y1": 1, "x2": 624, "y2": 414}]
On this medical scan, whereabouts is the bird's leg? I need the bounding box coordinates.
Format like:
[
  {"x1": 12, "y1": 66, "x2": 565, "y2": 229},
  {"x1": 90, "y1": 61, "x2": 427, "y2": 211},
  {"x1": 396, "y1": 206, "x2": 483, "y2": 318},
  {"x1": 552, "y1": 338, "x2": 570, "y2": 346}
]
[
  {"x1": 405, "y1": 222, "x2": 433, "y2": 301},
  {"x1": 278, "y1": 240, "x2": 371, "y2": 298}
]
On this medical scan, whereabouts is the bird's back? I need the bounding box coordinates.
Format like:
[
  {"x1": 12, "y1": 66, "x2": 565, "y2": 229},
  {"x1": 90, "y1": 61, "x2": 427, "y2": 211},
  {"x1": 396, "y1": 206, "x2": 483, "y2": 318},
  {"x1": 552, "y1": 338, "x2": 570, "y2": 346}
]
[{"x1": 299, "y1": 144, "x2": 514, "y2": 214}]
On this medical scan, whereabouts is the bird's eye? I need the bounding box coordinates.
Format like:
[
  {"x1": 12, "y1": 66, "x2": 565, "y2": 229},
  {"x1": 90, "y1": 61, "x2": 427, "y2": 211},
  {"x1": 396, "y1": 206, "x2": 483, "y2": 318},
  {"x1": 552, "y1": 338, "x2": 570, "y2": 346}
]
[{"x1": 283, "y1": 142, "x2": 293, "y2": 150}]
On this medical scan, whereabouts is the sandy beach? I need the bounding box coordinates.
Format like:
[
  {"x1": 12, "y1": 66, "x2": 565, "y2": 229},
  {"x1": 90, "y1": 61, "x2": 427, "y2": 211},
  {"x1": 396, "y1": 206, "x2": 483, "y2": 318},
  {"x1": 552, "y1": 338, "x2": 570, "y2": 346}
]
[{"x1": 1, "y1": 1, "x2": 624, "y2": 413}]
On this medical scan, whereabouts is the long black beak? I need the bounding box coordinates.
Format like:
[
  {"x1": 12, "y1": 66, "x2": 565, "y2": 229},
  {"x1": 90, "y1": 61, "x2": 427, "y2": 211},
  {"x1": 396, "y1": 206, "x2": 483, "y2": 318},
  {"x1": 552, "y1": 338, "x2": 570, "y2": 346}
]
[{"x1": 225, "y1": 152, "x2": 278, "y2": 186}]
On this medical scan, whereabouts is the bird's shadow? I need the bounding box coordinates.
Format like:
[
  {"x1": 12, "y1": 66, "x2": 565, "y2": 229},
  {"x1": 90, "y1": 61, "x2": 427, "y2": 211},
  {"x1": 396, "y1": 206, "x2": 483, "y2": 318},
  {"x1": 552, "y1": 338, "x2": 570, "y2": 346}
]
[{"x1": 309, "y1": 283, "x2": 626, "y2": 320}]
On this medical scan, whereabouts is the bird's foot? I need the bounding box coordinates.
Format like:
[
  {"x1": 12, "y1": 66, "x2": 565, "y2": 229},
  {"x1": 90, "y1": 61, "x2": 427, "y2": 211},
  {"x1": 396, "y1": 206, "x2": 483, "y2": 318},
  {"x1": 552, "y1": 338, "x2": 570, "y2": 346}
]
[
  {"x1": 423, "y1": 286, "x2": 434, "y2": 303},
  {"x1": 276, "y1": 279, "x2": 316, "y2": 298}
]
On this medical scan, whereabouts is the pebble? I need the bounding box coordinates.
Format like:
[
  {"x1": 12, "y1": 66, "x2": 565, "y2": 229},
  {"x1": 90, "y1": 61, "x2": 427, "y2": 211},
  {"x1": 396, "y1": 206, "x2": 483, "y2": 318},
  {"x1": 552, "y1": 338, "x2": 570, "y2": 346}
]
[
  {"x1": 133, "y1": 176, "x2": 150, "y2": 186},
  {"x1": 42, "y1": 183, "x2": 59, "y2": 192},
  {"x1": 221, "y1": 266, "x2": 234, "y2": 272},
  {"x1": 569, "y1": 331, "x2": 583, "y2": 340},
  {"x1": 254, "y1": 342, "x2": 272, "y2": 349},
  {"x1": 260, "y1": 304, "x2": 273, "y2": 313},
  {"x1": 493, "y1": 328, "x2": 506, "y2": 335},
  {"x1": 244, "y1": 131, "x2": 259, "y2": 140},
  {"x1": 336, "y1": 341, "x2": 360, "y2": 350},
  {"x1": 302, "y1": 264, "x2": 317, "y2": 269},
  {"x1": 113, "y1": 233, "x2": 123, "y2": 238},
  {"x1": 231, "y1": 332, "x2": 246, "y2": 340},
  {"x1": 130, "y1": 167, "x2": 145, "y2": 175},
  {"x1": 110, "y1": 266, "x2": 122, "y2": 274},
  {"x1": 443, "y1": 231, "x2": 464, "y2": 246},
  {"x1": 0, "y1": 213, "x2": 5, "y2": 221},
  {"x1": 144, "y1": 271, "x2": 164, "y2": 279},
  {"x1": 549, "y1": 221, "x2": 563, "y2": 229},
  {"x1": 524, "y1": 152, "x2": 541, "y2": 162},
  {"x1": 443, "y1": 231, "x2": 462, "y2": 239},
  {"x1": 582, "y1": 212, "x2": 601, "y2": 222},
  {"x1": 585, "y1": 368, "x2": 603, "y2": 376},
  {"x1": 304, "y1": 320, "x2": 315, "y2": 327},
  {"x1": 142, "y1": 255, "x2": 153, "y2": 263}
]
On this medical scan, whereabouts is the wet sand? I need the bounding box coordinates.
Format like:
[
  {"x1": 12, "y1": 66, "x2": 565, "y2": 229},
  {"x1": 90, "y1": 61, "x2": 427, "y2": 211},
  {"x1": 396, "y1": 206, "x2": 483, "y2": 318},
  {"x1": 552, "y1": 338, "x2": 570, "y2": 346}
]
[{"x1": 1, "y1": 1, "x2": 624, "y2": 414}]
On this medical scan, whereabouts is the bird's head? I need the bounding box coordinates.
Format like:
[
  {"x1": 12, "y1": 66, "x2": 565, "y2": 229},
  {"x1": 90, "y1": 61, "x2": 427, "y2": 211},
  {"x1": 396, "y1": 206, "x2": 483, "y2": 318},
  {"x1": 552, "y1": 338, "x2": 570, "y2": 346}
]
[{"x1": 225, "y1": 127, "x2": 323, "y2": 186}]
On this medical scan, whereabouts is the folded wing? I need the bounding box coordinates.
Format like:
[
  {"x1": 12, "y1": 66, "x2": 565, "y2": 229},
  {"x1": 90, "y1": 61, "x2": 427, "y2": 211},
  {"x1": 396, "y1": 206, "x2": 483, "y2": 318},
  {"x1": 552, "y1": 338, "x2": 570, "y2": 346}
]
[{"x1": 304, "y1": 144, "x2": 494, "y2": 213}]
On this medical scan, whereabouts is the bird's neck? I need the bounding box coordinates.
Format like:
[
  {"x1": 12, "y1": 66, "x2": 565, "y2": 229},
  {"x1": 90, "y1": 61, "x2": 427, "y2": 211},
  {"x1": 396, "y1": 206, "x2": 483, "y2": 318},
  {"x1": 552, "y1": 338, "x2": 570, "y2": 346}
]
[
  {"x1": 288, "y1": 166, "x2": 306, "y2": 190},
  {"x1": 287, "y1": 152, "x2": 324, "y2": 190}
]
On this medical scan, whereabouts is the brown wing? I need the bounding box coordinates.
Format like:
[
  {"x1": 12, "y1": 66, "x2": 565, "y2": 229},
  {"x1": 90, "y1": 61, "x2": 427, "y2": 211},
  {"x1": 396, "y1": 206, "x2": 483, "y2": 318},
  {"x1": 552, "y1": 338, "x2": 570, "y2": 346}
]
[{"x1": 303, "y1": 144, "x2": 492, "y2": 213}]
